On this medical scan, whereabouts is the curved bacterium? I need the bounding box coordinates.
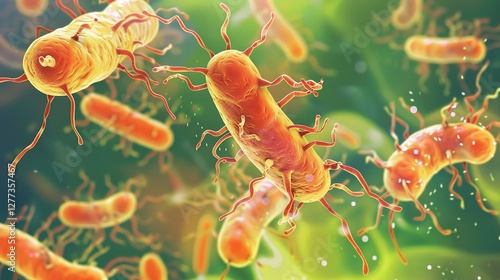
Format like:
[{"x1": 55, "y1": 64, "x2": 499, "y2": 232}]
[
  {"x1": 359, "y1": 62, "x2": 499, "y2": 264},
  {"x1": 0, "y1": 35, "x2": 25, "y2": 70}
]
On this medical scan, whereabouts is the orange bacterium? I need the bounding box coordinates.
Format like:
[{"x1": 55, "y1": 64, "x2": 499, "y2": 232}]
[
  {"x1": 15, "y1": 0, "x2": 48, "y2": 17},
  {"x1": 359, "y1": 63, "x2": 499, "y2": 263},
  {"x1": 0, "y1": 35, "x2": 25, "y2": 70},
  {"x1": 149, "y1": 4, "x2": 401, "y2": 274},
  {"x1": 57, "y1": 171, "x2": 156, "y2": 249},
  {"x1": 248, "y1": 0, "x2": 333, "y2": 75},
  {"x1": 391, "y1": 0, "x2": 423, "y2": 31},
  {"x1": 59, "y1": 191, "x2": 137, "y2": 229},
  {"x1": 80, "y1": 92, "x2": 182, "y2": 172},
  {"x1": 218, "y1": 178, "x2": 287, "y2": 278},
  {"x1": 249, "y1": 0, "x2": 307, "y2": 63},
  {"x1": 101, "y1": 254, "x2": 162, "y2": 280},
  {"x1": 140, "y1": 253, "x2": 168, "y2": 280},
  {"x1": 103, "y1": 252, "x2": 168, "y2": 280},
  {"x1": 402, "y1": 15, "x2": 500, "y2": 94},
  {"x1": 0, "y1": 223, "x2": 109, "y2": 280},
  {"x1": 192, "y1": 214, "x2": 215, "y2": 278},
  {"x1": 373, "y1": 0, "x2": 431, "y2": 45}
]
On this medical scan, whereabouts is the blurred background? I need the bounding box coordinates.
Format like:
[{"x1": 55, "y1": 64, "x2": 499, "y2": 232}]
[{"x1": 1, "y1": 0, "x2": 499, "y2": 279}]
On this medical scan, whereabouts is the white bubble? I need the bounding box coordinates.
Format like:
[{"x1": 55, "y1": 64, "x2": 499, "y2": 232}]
[
  {"x1": 372, "y1": 255, "x2": 377, "y2": 261},
  {"x1": 351, "y1": 201, "x2": 356, "y2": 207},
  {"x1": 362, "y1": 235, "x2": 369, "y2": 242},
  {"x1": 321, "y1": 259, "x2": 328, "y2": 266},
  {"x1": 355, "y1": 61, "x2": 367, "y2": 73},
  {"x1": 410, "y1": 106, "x2": 418, "y2": 114},
  {"x1": 427, "y1": 265, "x2": 432, "y2": 270}
]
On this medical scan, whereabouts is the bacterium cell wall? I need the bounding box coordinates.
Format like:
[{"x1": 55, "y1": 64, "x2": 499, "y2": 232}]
[{"x1": 1, "y1": 0, "x2": 499, "y2": 279}]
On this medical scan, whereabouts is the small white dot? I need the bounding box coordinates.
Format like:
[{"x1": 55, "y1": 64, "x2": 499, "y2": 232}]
[
  {"x1": 372, "y1": 255, "x2": 377, "y2": 261},
  {"x1": 427, "y1": 265, "x2": 432, "y2": 270},
  {"x1": 362, "y1": 235, "x2": 369, "y2": 242},
  {"x1": 351, "y1": 201, "x2": 356, "y2": 207},
  {"x1": 410, "y1": 106, "x2": 418, "y2": 114}
]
